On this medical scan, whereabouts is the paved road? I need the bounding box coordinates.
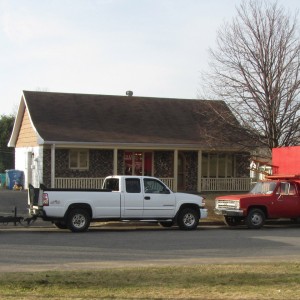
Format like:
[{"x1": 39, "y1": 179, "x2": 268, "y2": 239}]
[{"x1": 1, "y1": 189, "x2": 300, "y2": 272}]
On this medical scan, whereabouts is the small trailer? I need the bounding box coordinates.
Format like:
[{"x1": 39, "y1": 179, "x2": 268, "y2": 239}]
[{"x1": 0, "y1": 206, "x2": 36, "y2": 226}]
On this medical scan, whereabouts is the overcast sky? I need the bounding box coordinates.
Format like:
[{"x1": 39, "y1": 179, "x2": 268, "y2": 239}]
[{"x1": 0, "y1": 0, "x2": 299, "y2": 115}]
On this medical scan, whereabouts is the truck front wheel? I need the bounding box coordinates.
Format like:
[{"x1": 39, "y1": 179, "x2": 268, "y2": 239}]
[
  {"x1": 178, "y1": 208, "x2": 199, "y2": 230},
  {"x1": 246, "y1": 208, "x2": 265, "y2": 229},
  {"x1": 67, "y1": 208, "x2": 91, "y2": 232}
]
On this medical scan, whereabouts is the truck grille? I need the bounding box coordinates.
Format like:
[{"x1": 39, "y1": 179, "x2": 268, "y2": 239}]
[{"x1": 215, "y1": 200, "x2": 239, "y2": 210}]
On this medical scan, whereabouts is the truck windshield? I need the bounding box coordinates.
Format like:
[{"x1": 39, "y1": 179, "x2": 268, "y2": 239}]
[{"x1": 250, "y1": 181, "x2": 276, "y2": 195}]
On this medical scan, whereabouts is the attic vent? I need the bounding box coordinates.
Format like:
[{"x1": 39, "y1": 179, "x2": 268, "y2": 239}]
[{"x1": 126, "y1": 90, "x2": 133, "y2": 97}]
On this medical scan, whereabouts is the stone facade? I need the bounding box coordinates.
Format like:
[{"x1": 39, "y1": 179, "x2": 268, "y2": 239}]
[
  {"x1": 43, "y1": 149, "x2": 114, "y2": 187},
  {"x1": 182, "y1": 151, "x2": 198, "y2": 191},
  {"x1": 235, "y1": 153, "x2": 251, "y2": 177},
  {"x1": 43, "y1": 148, "x2": 51, "y2": 187},
  {"x1": 154, "y1": 151, "x2": 174, "y2": 178}
]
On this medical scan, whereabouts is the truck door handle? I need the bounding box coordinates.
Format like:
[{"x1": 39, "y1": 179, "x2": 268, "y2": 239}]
[{"x1": 144, "y1": 196, "x2": 151, "y2": 200}]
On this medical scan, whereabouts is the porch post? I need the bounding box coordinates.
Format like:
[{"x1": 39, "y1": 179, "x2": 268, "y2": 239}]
[
  {"x1": 51, "y1": 144, "x2": 55, "y2": 188},
  {"x1": 173, "y1": 150, "x2": 178, "y2": 192},
  {"x1": 197, "y1": 150, "x2": 202, "y2": 192},
  {"x1": 113, "y1": 148, "x2": 118, "y2": 175}
]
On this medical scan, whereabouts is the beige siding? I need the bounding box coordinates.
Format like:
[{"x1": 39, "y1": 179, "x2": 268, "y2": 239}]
[{"x1": 16, "y1": 109, "x2": 39, "y2": 147}]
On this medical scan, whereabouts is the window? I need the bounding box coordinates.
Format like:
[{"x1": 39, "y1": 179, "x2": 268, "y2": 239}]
[
  {"x1": 202, "y1": 153, "x2": 235, "y2": 178},
  {"x1": 144, "y1": 179, "x2": 169, "y2": 194},
  {"x1": 103, "y1": 179, "x2": 119, "y2": 191},
  {"x1": 124, "y1": 151, "x2": 153, "y2": 176},
  {"x1": 280, "y1": 182, "x2": 296, "y2": 195},
  {"x1": 126, "y1": 178, "x2": 141, "y2": 193},
  {"x1": 250, "y1": 181, "x2": 276, "y2": 194},
  {"x1": 69, "y1": 150, "x2": 89, "y2": 169}
]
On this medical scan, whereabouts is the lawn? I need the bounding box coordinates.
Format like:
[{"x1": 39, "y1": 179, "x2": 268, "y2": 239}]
[{"x1": 0, "y1": 263, "x2": 300, "y2": 299}]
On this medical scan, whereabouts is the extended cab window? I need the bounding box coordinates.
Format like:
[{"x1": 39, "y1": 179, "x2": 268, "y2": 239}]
[
  {"x1": 103, "y1": 179, "x2": 119, "y2": 191},
  {"x1": 126, "y1": 178, "x2": 141, "y2": 193},
  {"x1": 144, "y1": 179, "x2": 169, "y2": 194}
]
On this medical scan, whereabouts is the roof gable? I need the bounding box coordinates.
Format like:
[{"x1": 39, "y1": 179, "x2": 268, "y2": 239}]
[{"x1": 15, "y1": 107, "x2": 39, "y2": 147}]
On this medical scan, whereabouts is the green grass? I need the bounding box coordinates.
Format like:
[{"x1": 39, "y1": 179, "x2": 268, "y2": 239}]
[{"x1": 0, "y1": 263, "x2": 300, "y2": 299}]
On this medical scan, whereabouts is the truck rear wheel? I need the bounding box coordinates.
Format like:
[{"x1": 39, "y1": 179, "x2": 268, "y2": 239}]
[
  {"x1": 246, "y1": 208, "x2": 265, "y2": 229},
  {"x1": 67, "y1": 208, "x2": 91, "y2": 232},
  {"x1": 177, "y1": 208, "x2": 199, "y2": 230}
]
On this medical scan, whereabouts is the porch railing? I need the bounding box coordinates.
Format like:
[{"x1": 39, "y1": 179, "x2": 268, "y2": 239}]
[
  {"x1": 201, "y1": 178, "x2": 251, "y2": 192},
  {"x1": 55, "y1": 177, "x2": 105, "y2": 189},
  {"x1": 159, "y1": 178, "x2": 174, "y2": 190},
  {"x1": 54, "y1": 177, "x2": 174, "y2": 190},
  {"x1": 55, "y1": 177, "x2": 251, "y2": 191}
]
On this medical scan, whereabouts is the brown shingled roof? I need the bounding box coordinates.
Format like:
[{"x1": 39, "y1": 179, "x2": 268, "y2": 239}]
[{"x1": 22, "y1": 90, "x2": 254, "y2": 149}]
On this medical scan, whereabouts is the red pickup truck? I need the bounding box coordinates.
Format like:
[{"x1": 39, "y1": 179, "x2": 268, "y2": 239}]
[{"x1": 214, "y1": 146, "x2": 300, "y2": 229}]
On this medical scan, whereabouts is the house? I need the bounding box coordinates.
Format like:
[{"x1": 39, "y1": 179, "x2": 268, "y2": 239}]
[{"x1": 8, "y1": 91, "x2": 258, "y2": 192}]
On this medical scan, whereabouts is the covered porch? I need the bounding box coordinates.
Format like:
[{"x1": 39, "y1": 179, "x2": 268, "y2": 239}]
[{"x1": 45, "y1": 145, "x2": 252, "y2": 192}]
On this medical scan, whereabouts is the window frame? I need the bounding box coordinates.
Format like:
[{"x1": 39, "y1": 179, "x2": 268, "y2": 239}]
[
  {"x1": 143, "y1": 178, "x2": 170, "y2": 194},
  {"x1": 125, "y1": 178, "x2": 141, "y2": 193},
  {"x1": 69, "y1": 149, "x2": 89, "y2": 170}
]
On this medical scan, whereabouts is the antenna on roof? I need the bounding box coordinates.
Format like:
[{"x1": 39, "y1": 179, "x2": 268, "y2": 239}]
[{"x1": 126, "y1": 90, "x2": 133, "y2": 97}]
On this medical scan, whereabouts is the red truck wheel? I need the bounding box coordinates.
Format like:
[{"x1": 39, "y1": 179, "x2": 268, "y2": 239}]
[{"x1": 246, "y1": 208, "x2": 265, "y2": 229}]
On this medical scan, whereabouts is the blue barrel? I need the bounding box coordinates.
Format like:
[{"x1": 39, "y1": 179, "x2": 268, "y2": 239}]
[
  {"x1": 0, "y1": 173, "x2": 6, "y2": 188},
  {"x1": 5, "y1": 170, "x2": 25, "y2": 190}
]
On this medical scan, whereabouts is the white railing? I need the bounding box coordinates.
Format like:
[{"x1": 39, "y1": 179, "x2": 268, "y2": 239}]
[
  {"x1": 55, "y1": 177, "x2": 105, "y2": 189},
  {"x1": 55, "y1": 177, "x2": 250, "y2": 191},
  {"x1": 160, "y1": 178, "x2": 174, "y2": 190},
  {"x1": 55, "y1": 177, "x2": 174, "y2": 190},
  {"x1": 201, "y1": 178, "x2": 251, "y2": 192}
]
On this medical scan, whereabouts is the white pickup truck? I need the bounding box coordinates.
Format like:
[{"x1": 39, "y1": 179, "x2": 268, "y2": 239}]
[{"x1": 28, "y1": 175, "x2": 207, "y2": 232}]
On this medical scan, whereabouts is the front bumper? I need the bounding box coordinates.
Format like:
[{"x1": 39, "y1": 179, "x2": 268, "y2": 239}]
[{"x1": 214, "y1": 209, "x2": 244, "y2": 217}]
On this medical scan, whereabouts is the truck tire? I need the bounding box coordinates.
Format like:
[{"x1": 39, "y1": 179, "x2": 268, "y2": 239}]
[
  {"x1": 177, "y1": 208, "x2": 199, "y2": 230},
  {"x1": 67, "y1": 208, "x2": 91, "y2": 232},
  {"x1": 246, "y1": 208, "x2": 265, "y2": 229}
]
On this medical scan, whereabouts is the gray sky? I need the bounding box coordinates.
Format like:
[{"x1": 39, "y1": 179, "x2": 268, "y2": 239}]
[{"x1": 0, "y1": 0, "x2": 299, "y2": 115}]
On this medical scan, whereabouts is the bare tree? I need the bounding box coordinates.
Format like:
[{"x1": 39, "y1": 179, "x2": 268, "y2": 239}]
[{"x1": 199, "y1": 0, "x2": 300, "y2": 152}]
